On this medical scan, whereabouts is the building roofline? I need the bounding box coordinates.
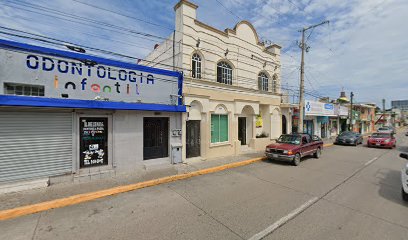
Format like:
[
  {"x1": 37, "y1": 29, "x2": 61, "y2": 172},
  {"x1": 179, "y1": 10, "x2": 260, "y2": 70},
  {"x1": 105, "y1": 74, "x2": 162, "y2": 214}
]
[
  {"x1": 193, "y1": 19, "x2": 281, "y2": 52},
  {"x1": 174, "y1": 0, "x2": 198, "y2": 11}
]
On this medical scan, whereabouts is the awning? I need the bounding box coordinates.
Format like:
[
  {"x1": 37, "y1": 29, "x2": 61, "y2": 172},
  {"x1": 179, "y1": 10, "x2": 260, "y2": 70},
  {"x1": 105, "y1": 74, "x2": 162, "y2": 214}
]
[
  {"x1": 0, "y1": 95, "x2": 186, "y2": 112},
  {"x1": 317, "y1": 116, "x2": 329, "y2": 124}
]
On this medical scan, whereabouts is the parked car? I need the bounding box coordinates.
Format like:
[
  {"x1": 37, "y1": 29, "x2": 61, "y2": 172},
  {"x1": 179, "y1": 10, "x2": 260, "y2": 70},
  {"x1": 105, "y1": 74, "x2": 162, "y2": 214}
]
[
  {"x1": 400, "y1": 153, "x2": 408, "y2": 201},
  {"x1": 265, "y1": 134, "x2": 323, "y2": 166},
  {"x1": 334, "y1": 131, "x2": 363, "y2": 146},
  {"x1": 367, "y1": 132, "x2": 396, "y2": 148},
  {"x1": 377, "y1": 126, "x2": 394, "y2": 134}
]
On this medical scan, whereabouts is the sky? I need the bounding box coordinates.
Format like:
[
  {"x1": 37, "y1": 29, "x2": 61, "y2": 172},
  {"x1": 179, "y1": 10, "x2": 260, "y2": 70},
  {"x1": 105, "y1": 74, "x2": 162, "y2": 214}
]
[{"x1": 0, "y1": 0, "x2": 407, "y2": 108}]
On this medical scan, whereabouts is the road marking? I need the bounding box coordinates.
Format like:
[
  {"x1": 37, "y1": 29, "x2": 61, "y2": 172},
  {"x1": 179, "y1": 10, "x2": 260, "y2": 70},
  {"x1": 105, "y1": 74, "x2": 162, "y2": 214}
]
[
  {"x1": 0, "y1": 144, "x2": 337, "y2": 221},
  {"x1": 323, "y1": 143, "x2": 333, "y2": 147},
  {"x1": 364, "y1": 157, "x2": 378, "y2": 166},
  {"x1": 248, "y1": 197, "x2": 319, "y2": 240}
]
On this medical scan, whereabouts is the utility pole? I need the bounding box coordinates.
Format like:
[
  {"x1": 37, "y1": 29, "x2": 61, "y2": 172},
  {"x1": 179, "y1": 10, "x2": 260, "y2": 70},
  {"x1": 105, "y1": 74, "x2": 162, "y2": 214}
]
[
  {"x1": 382, "y1": 99, "x2": 386, "y2": 126},
  {"x1": 172, "y1": 30, "x2": 176, "y2": 71},
  {"x1": 297, "y1": 20, "x2": 329, "y2": 133},
  {"x1": 349, "y1": 92, "x2": 354, "y2": 131}
]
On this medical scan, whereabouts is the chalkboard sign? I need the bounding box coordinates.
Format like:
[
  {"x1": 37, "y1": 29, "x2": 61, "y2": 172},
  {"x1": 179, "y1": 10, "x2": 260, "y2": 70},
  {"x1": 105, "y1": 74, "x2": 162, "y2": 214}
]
[{"x1": 80, "y1": 117, "x2": 108, "y2": 168}]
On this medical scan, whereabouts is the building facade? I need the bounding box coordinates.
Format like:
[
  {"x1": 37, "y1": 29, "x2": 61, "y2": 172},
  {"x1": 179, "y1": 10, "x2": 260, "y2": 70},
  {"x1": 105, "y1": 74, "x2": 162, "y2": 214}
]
[
  {"x1": 391, "y1": 100, "x2": 408, "y2": 111},
  {"x1": 349, "y1": 103, "x2": 375, "y2": 134},
  {"x1": 0, "y1": 39, "x2": 185, "y2": 187},
  {"x1": 144, "y1": 0, "x2": 286, "y2": 161},
  {"x1": 304, "y1": 100, "x2": 337, "y2": 139}
]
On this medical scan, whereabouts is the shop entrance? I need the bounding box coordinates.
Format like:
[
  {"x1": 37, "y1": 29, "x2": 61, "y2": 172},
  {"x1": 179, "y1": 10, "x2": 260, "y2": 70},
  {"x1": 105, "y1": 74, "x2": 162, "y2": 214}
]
[
  {"x1": 143, "y1": 117, "x2": 169, "y2": 160},
  {"x1": 238, "y1": 117, "x2": 247, "y2": 145},
  {"x1": 321, "y1": 123, "x2": 327, "y2": 138},
  {"x1": 304, "y1": 120, "x2": 314, "y2": 135},
  {"x1": 186, "y1": 120, "x2": 200, "y2": 158},
  {"x1": 282, "y1": 115, "x2": 287, "y2": 134}
]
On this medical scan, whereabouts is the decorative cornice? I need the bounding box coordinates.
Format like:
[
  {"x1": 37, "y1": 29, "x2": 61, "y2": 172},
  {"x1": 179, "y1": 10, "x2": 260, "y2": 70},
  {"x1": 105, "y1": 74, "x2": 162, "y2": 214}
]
[
  {"x1": 266, "y1": 43, "x2": 282, "y2": 50},
  {"x1": 194, "y1": 20, "x2": 228, "y2": 37},
  {"x1": 193, "y1": 19, "x2": 281, "y2": 51},
  {"x1": 174, "y1": 0, "x2": 198, "y2": 11}
]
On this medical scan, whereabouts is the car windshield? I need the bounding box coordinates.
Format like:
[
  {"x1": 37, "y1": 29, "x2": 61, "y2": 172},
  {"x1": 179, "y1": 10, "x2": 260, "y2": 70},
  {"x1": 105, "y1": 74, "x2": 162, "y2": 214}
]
[
  {"x1": 339, "y1": 132, "x2": 354, "y2": 136},
  {"x1": 372, "y1": 133, "x2": 390, "y2": 138},
  {"x1": 277, "y1": 135, "x2": 301, "y2": 145}
]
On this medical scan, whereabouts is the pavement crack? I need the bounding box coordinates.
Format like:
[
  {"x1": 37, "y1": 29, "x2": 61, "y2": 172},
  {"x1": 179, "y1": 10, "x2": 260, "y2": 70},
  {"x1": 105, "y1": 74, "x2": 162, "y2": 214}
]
[
  {"x1": 166, "y1": 185, "x2": 245, "y2": 240},
  {"x1": 31, "y1": 212, "x2": 42, "y2": 240}
]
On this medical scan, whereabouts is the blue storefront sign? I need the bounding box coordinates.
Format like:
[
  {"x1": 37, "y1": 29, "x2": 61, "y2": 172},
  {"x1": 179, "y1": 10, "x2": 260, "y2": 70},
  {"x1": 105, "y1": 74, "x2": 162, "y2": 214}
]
[
  {"x1": 0, "y1": 39, "x2": 186, "y2": 112},
  {"x1": 305, "y1": 100, "x2": 336, "y2": 116}
]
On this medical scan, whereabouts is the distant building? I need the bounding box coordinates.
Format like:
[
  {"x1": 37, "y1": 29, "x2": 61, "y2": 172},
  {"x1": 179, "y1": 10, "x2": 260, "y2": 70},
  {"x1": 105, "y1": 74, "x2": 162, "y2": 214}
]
[{"x1": 391, "y1": 100, "x2": 408, "y2": 110}]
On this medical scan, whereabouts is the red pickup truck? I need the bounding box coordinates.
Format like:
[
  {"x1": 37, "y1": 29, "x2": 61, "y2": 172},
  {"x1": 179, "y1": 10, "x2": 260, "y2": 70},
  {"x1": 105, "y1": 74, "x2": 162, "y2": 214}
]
[{"x1": 265, "y1": 134, "x2": 324, "y2": 166}]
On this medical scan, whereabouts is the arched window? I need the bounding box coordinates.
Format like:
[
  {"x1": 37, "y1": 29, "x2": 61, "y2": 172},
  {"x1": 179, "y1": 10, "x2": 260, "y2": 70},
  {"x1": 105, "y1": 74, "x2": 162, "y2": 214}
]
[
  {"x1": 258, "y1": 72, "x2": 269, "y2": 91},
  {"x1": 191, "y1": 53, "x2": 201, "y2": 79},
  {"x1": 272, "y1": 74, "x2": 278, "y2": 93},
  {"x1": 217, "y1": 61, "x2": 232, "y2": 85}
]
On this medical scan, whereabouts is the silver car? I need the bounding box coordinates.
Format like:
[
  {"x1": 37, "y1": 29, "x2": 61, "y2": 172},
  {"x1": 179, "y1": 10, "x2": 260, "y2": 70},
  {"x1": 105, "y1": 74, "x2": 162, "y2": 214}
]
[{"x1": 377, "y1": 126, "x2": 394, "y2": 134}]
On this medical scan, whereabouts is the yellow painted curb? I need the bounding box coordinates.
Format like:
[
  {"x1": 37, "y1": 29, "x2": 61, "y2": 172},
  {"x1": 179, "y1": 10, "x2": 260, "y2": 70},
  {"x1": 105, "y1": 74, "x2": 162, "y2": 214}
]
[
  {"x1": 0, "y1": 143, "x2": 338, "y2": 221},
  {"x1": 0, "y1": 156, "x2": 265, "y2": 221}
]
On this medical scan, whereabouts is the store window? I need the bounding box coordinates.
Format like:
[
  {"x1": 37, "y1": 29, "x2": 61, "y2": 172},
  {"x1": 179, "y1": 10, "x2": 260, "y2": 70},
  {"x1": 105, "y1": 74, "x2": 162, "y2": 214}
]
[
  {"x1": 4, "y1": 83, "x2": 44, "y2": 96},
  {"x1": 272, "y1": 74, "x2": 278, "y2": 93},
  {"x1": 191, "y1": 53, "x2": 201, "y2": 79},
  {"x1": 211, "y1": 114, "x2": 228, "y2": 143},
  {"x1": 216, "y1": 61, "x2": 232, "y2": 85}
]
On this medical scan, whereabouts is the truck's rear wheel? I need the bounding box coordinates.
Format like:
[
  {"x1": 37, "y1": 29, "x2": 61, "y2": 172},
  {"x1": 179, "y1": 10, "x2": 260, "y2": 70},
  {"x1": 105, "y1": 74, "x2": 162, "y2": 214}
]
[
  {"x1": 402, "y1": 187, "x2": 408, "y2": 201},
  {"x1": 314, "y1": 148, "x2": 321, "y2": 159},
  {"x1": 292, "y1": 153, "x2": 301, "y2": 166}
]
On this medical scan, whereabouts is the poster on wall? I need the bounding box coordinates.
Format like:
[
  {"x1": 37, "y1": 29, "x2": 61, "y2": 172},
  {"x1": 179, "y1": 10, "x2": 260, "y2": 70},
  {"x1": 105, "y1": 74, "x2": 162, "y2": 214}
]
[
  {"x1": 256, "y1": 115, "x2": 263, "y2": 128},
  {"x1": 80, "y1": 117, "x2": 108, "y2": 168}
]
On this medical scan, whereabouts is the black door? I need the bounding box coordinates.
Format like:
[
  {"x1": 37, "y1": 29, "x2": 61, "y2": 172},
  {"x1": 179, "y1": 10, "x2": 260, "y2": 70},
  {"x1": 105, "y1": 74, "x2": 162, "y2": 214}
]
[
  {"x1": 186, "y1": 120, "x2": 200, "y2": 158},
  {"x1": 238, "y1": 117, "x2": 246, "y2": 145},
  {"x1": 282, "y1": 115, "x2": 287, "y2": 134},
  {"x1": 143, "y1": 118, "x2": 169, "y2": 160}
]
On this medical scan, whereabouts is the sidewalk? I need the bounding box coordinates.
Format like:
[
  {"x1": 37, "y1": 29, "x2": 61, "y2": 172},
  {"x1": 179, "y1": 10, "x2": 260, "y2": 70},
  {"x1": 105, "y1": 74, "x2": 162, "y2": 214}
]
[
  {"x1": 0, "y1": 138, "x2": 338, "y2": 213},
  {"x1": 0, "y1": 151, "x2": 266, "y2": 211}
]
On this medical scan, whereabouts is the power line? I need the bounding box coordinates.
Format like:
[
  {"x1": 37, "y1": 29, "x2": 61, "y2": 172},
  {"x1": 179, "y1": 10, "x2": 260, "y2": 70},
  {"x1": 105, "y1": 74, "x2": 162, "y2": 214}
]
[
  {"x1": 5, "y1": 0, "x2": 169, "y2": 40},
  {"x1": 12, "y1": 0, "x2": 284, "y2": 68},
  {"x1": 5, "y1": 1, "x2": 282, "y2": 67},
  {"x1": 214, "y1": 0, "x2": 242, "y2": 21},
  {"x1": 0, "y1": 26, "x2": 285, "y2": 87},
  {"x1": 71, "y1": 0, "x2": 175, "y2": 33},
  {"x1": 71, "y1": 0, "x2": 279, "y2": 57},
  {"x1": 0, "y1": 36, "x2": 326, "y2": 101}
]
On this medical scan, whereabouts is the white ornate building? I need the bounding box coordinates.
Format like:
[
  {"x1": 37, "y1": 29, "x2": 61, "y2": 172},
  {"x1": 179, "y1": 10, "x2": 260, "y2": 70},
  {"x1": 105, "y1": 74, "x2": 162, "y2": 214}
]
[{"x1": 144, "y1": 0, "x2": 291, "y2": 161}]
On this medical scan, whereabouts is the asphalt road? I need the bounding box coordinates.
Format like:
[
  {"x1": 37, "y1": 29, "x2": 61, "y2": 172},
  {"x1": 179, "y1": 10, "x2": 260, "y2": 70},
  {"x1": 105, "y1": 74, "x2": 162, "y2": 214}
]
[{"x1": 1, "y1": 132, "x2": 408, "y2": 240}]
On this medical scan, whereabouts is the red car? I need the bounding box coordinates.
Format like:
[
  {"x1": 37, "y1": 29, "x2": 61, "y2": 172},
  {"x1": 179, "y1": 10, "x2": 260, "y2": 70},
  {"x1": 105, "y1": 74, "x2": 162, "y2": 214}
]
[
  {"x1": 367, "y1": 132, "x2": 396, "y2": 149},
  {"x1": 265, "y1": 134, "x2": 323, "y2": 166}
]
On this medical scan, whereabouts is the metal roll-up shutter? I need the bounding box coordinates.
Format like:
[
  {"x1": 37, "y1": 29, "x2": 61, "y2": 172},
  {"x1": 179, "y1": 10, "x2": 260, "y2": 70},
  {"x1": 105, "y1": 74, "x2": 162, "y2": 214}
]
[{"x1": 0, "y1": 111, "x2": 73, "y2": 183}]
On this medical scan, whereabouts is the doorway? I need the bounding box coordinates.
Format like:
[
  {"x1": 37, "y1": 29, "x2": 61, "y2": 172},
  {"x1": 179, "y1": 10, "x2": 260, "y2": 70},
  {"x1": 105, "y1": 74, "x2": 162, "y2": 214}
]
[
  {"x1": 186, "y1": 120, "x2": 200, "y2": 158},
  {"x1": 238, "y1": 117, "x2": 247, "y2": 145},
  {"x1": 143, "y1": 117, "x2": 169, "y2": 160},
  {"x1": 282, "y1": 115, "x2": 287, "y2": 134}
]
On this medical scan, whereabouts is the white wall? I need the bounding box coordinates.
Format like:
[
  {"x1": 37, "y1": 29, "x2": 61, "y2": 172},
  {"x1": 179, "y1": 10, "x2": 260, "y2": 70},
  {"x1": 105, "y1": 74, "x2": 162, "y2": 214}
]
[{"x1": 112, "y1": 110, "x2": 182, "y2": 172}]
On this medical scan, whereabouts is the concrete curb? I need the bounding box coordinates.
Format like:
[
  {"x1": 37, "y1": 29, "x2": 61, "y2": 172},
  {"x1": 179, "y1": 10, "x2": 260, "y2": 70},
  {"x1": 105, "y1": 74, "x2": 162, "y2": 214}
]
[{"x1": 0, "y1": 144, "x2": 335, "y2": 221}]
